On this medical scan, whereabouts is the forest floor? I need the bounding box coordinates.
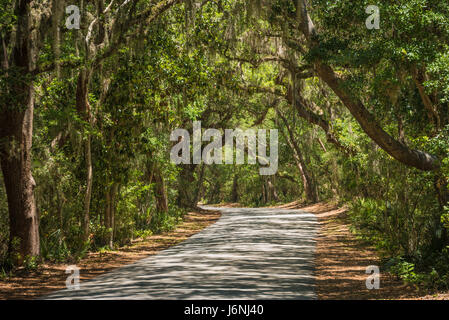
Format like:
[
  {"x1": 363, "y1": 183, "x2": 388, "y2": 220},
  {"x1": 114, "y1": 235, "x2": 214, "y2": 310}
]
[
  {"x1": 0, "y1": 209, "x2": 221, "y2": 300},
  {"x1": 271, "y1": 201, "x2": 449, "y2": 300}
]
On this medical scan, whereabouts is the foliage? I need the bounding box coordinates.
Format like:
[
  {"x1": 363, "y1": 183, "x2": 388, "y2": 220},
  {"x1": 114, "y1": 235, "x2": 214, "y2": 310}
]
[{"x1": 0, "y1": 0, "x2": 448, "y2": 292}]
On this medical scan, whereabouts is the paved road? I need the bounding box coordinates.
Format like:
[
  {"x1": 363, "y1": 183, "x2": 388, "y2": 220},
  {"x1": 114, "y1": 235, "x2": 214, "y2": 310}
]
[{"x1": 44, "y1": 206, "x2": 318, "y2": 300}]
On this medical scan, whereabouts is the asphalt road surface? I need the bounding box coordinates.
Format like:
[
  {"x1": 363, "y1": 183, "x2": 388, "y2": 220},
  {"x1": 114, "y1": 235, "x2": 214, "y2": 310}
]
[{"x1": 44, "y1": 206, "x2": 318, "y2": 300}]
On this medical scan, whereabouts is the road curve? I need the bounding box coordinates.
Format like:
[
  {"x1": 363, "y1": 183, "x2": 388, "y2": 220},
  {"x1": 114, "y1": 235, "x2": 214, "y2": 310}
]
[{"x1": 43, "y1": 206, "x2": 318, "y2": 300}]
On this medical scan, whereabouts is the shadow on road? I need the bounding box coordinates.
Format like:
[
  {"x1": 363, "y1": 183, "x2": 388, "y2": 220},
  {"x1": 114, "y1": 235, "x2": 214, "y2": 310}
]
[{"x1": 44, "y1": 206, "x2": 318, "y2": 300}]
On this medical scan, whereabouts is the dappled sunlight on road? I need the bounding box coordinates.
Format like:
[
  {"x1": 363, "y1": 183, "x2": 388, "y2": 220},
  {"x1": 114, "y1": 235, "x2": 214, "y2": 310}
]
[{"x1": 44, "y1": 206, "x2": 318, "y2": 300}]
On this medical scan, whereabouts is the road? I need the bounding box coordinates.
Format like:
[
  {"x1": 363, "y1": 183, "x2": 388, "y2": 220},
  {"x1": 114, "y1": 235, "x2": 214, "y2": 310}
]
[{"x1": 43, "y1": 206, "x2": 318, "y2": 300}]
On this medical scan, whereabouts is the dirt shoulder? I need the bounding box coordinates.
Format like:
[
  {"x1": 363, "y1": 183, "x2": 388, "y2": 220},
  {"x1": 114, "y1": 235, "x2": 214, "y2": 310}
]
[
  {"x1": 0, "y1": 209, "x2": 221, "y2": 300},
  {"x1": 306, "y1": 202, "x2": 416, "y2": 299},
  {"x1": 278, "y1": 201, "x2": 449, "y2": 300}
]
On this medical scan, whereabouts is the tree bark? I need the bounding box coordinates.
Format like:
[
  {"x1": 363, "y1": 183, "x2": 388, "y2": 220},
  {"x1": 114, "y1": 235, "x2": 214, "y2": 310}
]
[
  {"x1": 277, "y1": 110, "x2": 318, "y2": 203},
  {"x1": 104, "y1": 186, "x2": 111, "y2": 243},
  {"x1": 76, "y1": 70, "x2": 93, "y2": 242},
  {"x1": 177, "y1": 164, "x2": 198, "y2": 209},
  {"x1": 193, "y1": 163, "x2": 205, "y2": 206},
  {"x1": 83, "y1": 133, "x2": 93, "y2": 242},
  {"x1": 104, "y1": 183, "x2": 118, "y2": 249},
  {"x1": 267, "y1": 176, "x2": 280, "y2": 202},
  {"x1": 153, "y1": 165, "x2": 168, "y2": 213},
  {"x1": 231, "y1": 174, "x2": 239, "y2": 203},
  {"x1": 51, "y1": 0, "x2": 64, "y2": 79},
  {"x1": 412, "y1": 66, "x2": 440, "y2": 130},
  {"x1": 0, "y1": 0, "x2": 44, "y2": 262},
  {"x1": 314, "y1": 62, "x2": 439, "y2": 171},
  {"x1": 0, "y1": 90, "x2": 40, "y2": 261},
  {"x1": 110, "y1": 183, "x2": 118, "y2": 249}
]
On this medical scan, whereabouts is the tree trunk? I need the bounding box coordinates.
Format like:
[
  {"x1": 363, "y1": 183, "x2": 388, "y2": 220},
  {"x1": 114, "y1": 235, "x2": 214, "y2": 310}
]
[
  {"x1": 435, "y1": 174, "x2": 449, "y2": 210},
  {"x1": 0, "y1": 91, "x2": 40, "y2": 262},
  {"x1": 267, "y1": 176, "x2": 280, "y2": 202},
  {"x1": 277, "y1": 110, "x2": 318, "y2": 203},
  {"x1": 0, "y1": 1, "x2": 42, "y2": 262},
  {"x1": 153, "y1": 165, "x2": 168, "y2": 213},
  {"x1": 285, "y1": 88, "x2": 354, "y2": 156},
  {"x1": 56, "y1": 187, "x2": 65, "y2": 246},
  {"x1": 51, "y1": 0, "x2": 64, "y2": 79},
  {"x1": 261, "y1": 177, "x2": 268, "y2": 204},
  {"x1": 177, "y1": 164, "x2": 198, "y2": 209},
  {"x1": 193, "y1": 163, "x2": 205, "y2": 206},
  {"x1": 110, "y1": 183, "x2": 118, "y2": 249},
  {"x1": 231, "y1": 174, "x2": 239, "y2": 203},
  {"x1": 83, "y1": 134, "x2": 93, "y2": 242},
  {"x1": 76, "y1": 70, "x2": 93, "y2": 242},
  {"x1": 104, "y1": 187, "x2": 111, "y2": 244},
  {"x1": 104, "y1": 183, "x2": 118, "y2": 249}
]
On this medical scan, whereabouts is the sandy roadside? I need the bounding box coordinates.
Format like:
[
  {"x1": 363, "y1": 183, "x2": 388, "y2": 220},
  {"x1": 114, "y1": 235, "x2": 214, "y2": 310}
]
[{"x1": 274, "y1": 201, "x2": 449, "y2": 300}]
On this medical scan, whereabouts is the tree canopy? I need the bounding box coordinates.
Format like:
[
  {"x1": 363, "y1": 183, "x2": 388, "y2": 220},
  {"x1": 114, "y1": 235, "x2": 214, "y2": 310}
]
[{"x1": 0, "y1": 0, "x2": 448, "y2": 289}]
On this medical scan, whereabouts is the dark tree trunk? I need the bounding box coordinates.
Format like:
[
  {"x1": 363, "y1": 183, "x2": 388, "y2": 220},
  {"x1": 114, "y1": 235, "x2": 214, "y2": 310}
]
[
  {"x1": 231, "y1": 174, "x2": 239, "y2": 203},
  {"x1": 76, "y1": 70, "x2": 93, "y2": 242},
  {"x1": 0, "y1": 1, "x2": 42, "y2": 262},
  {"x1": 104, "y1": 187, "x2": 111, "y2": 244},
  {"x1": 110, "y1": 183, "x2": 118, "y2": 249},
  {"x1": 0, "y1": 88, "x2": 40, "y2": 261}
]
